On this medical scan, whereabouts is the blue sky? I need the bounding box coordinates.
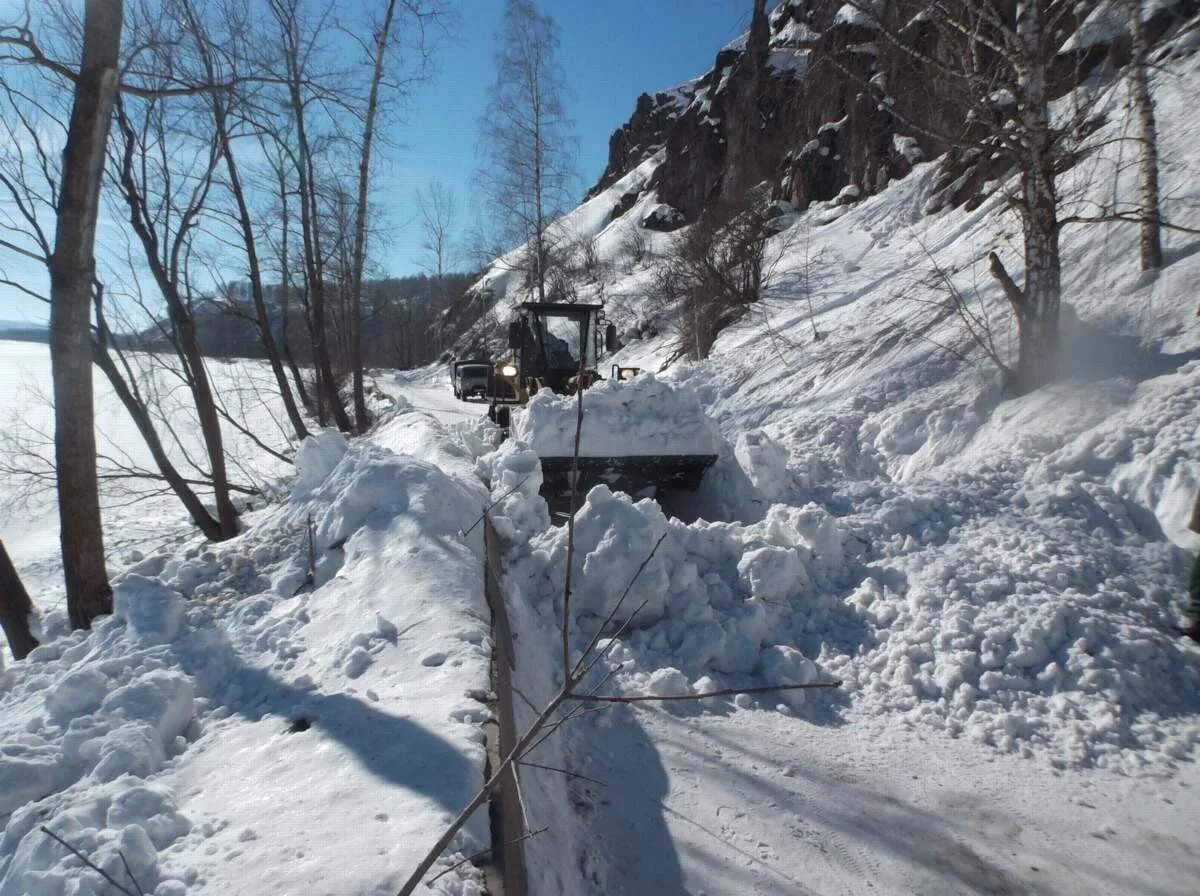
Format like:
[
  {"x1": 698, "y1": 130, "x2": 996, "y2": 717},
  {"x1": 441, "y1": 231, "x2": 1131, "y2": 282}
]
[{"x1": 0, "y1": 1, "x2": 755, "y2": 326}]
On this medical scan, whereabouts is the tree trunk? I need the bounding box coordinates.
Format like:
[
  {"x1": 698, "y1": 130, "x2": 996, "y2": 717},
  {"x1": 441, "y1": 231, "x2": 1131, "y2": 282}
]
[
  {"x1": 0, "y1": 539, "x2": 39, "y2": 661},
  {"x1": 1009, "y1": 3, "x2": 1061, "y2": 395},
  {"x1": 48, "y1": 0, "x2": 122, "y2": 629},
  {"x1": 349, "y1": 0, "x2": 399, "y2": 434},
  {"x1": 1129, "y1": 0, "x2": 1163, "y2": 271},
  {"x1": 216, "y1": 121, "x2": 310, "y2": 440},
  {"x1": 272, "y1": 0, "x2": 351, "y2": 433},
  {"x1": 277, "y1": 167, "x2": 313, "y2": 415},
  {"x1": 1015, "y1": 158, "x2": 1062, "y2": 393},
  {"x1": 293, "y1": 90, "x2": 351, "y2": 433}
]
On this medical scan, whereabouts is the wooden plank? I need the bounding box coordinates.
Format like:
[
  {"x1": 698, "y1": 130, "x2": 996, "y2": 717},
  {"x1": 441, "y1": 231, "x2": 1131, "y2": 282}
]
[{"x1": 483, "y1": 514, "x2": 527, "y2": 896}]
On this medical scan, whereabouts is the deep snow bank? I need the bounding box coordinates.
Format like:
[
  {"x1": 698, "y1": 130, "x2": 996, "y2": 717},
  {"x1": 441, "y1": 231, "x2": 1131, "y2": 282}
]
[
  {"x1": 0, "y1": 409, "x2": 498, "y2": 895},
  {"x1": 486, "y1": 446, "x2": 1199, "y2": 771}
]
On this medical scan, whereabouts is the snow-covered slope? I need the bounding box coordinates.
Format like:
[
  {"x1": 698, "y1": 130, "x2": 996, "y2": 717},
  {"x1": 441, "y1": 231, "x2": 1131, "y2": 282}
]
[
  {"x1": 497, "y1": 21, "x2": 1200, "y2": 758},
  {"x1": 461, "y1": 15, "x2": 1200, "y2": 896}
]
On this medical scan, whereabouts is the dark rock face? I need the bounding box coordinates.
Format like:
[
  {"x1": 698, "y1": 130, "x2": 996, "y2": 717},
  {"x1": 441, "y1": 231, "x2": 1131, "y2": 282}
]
[
  {"x1": 586, "y1": 0, "x2": 941, "y2": 222},
  {"x1": 586, "y1": 86, "x2": 697, "y2": 200},
  {"x1": 587, "y1": 0, "x2": 1200, "y2": 225},
  {"x1": 641, "y1": 204, "x2": 686, "y2": 232}
]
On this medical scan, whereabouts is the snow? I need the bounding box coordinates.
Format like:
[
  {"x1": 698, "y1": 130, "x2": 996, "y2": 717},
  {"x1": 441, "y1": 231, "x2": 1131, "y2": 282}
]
[
  {"x1": 834, "y1": 2, "x2": 877, "y2": 29},
  {"x1": 5, "y1": 10, "x2": 1200, "y2": 896},
  {"x1": 462, "y1": 20, "x2": 1200, "y2": 895},
  {"x1": 0, "y1": 341, "x2": 294, "y2": 658},
  {"x1": 0, "y1": 371, "x2": 497, "y2": 895},
  {"x1": 511, "y1": 373, "x2": 722, "y2": 459}
]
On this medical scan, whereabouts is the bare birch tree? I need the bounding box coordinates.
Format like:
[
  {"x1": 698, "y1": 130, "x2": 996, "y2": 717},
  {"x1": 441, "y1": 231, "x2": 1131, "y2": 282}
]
[
  {"x1": 843, "y1": 0, "x2": 1097, "y2": 394},
  {"x1": 44, "y1": 0, "x2": 122, "y2": 627},
  {"x1": 265, "y1": 0, "x2": 354, "y2": 432},
  {"x1": 415, "y1": 179, "x2": 456, "y2": 315},
  {"x1": 1126, "y1": 0, "x2": 1163, "y2": 271},
  {"x1": 477, "y1": 0, "x2": 575, "y2": 303},
  {"x1": 108, "y1": 94, "x2": 241, "y2": 539},
  {"x1": 347, "y1": 0, "x2": 399, "y2": 433},
  {"x1": 178, "y1": 0, "x2": 311, "y2": 442}
]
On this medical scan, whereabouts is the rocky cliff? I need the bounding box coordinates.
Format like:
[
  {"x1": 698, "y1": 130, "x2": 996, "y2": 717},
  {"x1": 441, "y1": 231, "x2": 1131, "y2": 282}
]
[{"x1": 588, "y1": 0, "x2": 1199, "y2": 227}]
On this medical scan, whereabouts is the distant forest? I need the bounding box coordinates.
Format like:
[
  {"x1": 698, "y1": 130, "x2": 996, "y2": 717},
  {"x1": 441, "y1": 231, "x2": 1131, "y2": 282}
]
[{"x1": 145, "y1": 271, "x2": 483, "y2": 369}]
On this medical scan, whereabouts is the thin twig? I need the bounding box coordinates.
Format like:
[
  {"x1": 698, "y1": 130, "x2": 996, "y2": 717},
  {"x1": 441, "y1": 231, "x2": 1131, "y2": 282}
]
[
  {"x1": 573, "y1": 597, "x2": 651, "y2": 685},
  {"x1": 462, "y1": 474, "x2": 531, "y2": 538},
  {"x1": 426, "y1": 826, "x2": 550, "y2": 885},
  {"x1": 511, "y1": 685, "x2": 540, "y2": 714},
  {"x1": 570, "y1": 680, "x2": 843, "y2": 704},
  {"x1": 571, "y1": 532, "x2": 668, "y2": 680},
  {"x1": 118, "y1": 852, "x2": 146, "y2": 896},
  {"x1": 518, "y1": 760, "x2": 607, "y2": 787},
  {"x1": 39, "y1": 827, "x2": 139, "y2": 896}
]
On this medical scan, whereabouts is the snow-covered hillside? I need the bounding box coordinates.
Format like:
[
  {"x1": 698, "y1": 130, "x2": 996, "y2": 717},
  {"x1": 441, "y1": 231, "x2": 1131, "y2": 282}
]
[{"x1": 456, "y1": 11, "x2": 1200, "y2": 894}]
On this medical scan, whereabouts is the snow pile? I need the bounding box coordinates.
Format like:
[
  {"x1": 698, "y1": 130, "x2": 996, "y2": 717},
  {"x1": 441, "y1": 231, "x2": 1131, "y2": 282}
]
[
  {"x1": 493, "y1": 453, "x2": 1200, "y2": 769},
  {"x1": 474, "y1": 439, "x2": 550, "y2": 546},
  {"x1": 512, "y1": 373, "x2": 722, "y2": 458},
  {"x1": 0, "y1": 407, "x2": 498, "y2": 895},
  {"x1": 500, "y1": 484, "x2": 854, "y2": 711},
  {"x1": 292, "y1": 426, "x2": 349, "y2": 497},
  {"x1": 0, "y1": 598, "x2": 204, "y2": 893},
  {"x1": 827, "y1": 459, "x2": 1200, "y2": 769}
]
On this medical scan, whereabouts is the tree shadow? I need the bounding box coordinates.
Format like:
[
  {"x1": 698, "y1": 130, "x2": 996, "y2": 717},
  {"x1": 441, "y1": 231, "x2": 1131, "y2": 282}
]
[
  {"x1": 199, "y1": 653, "x2": 476, "y2": 816},
  {"x1": 1058, "y1": 303, "x2": 1200, "y2": 383},
  {"x1": 574, "y1": 703, "x2": 690, "y2": 895}
]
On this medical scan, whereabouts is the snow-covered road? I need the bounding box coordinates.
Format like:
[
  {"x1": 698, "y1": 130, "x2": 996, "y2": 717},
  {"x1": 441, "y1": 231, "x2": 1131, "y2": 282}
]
[
  {"x1": 576, "y1": 703, "x2": 1200, "y2": 895},
  {"x1": 373, "y1": 367, "x2": 489, "y2": 427}
]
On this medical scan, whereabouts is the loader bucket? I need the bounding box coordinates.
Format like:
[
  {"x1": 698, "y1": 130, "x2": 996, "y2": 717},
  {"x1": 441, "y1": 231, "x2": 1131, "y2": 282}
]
[{"x1": 537, "y1": 454, "x2": 718, "y2": 496}]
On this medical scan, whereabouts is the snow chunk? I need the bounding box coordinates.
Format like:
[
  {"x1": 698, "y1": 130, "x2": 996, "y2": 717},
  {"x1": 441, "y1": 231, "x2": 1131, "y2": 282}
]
[
  {"x1": 92, "y1": 721, "x2": 167, "y2": 781},
  {"x1": 647, "y1": 667, "x2": 692, "y2": 697},
  {"x1": 106, "y1": 783, "x2": 192, "y2": 848},
  {"x1": 737, "y1": 545, "x2": 810, "y2": 602},
  {"x1": 567, "y1": 486, "x2": 673, "y2": 625},
  {"x1": 113, "y1": 575, "x2": 186, "y2": 644},
  {"x1": 734, "y1": 430, "x2": 794, "y2": 501},
  {"x1": 0, "y1": 741, "x2": 66, "y2": 816},
  {"x1": 44, "y1": 666, "x2": 111, "y2": 721},
  {"x1": 294, "y1": 427, "x2": 349, "y2": 496},
  {"x1": 99, "y1": 670, "x2": 194, "y2": 743}
]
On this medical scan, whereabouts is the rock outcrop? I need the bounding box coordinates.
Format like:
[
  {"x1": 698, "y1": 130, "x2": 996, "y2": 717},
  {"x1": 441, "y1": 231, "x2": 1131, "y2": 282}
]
[{"x1": 589, "y1": 0, "x2": 1200, "y2": 223}]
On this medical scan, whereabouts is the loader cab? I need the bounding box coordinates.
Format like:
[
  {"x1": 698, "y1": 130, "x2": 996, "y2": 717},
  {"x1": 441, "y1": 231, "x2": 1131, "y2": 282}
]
[{"x1": 504, "y1": 302, "x2": 617, "y2": 396}]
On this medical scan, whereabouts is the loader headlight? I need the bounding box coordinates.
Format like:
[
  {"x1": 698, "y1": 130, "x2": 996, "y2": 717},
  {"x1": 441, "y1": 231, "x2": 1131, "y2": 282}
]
[
  {"x1": 500, "y1": 364, "x2": 518, "y2": 377},
  {"x1": 617, "y1": 366, "x2": 640, "y2": 380}
]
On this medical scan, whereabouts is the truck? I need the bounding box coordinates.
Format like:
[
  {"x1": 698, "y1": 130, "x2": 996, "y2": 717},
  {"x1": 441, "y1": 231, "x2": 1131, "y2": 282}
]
[{"x1": 452, "y1": 359, "x2": 492, "y2": 401}]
